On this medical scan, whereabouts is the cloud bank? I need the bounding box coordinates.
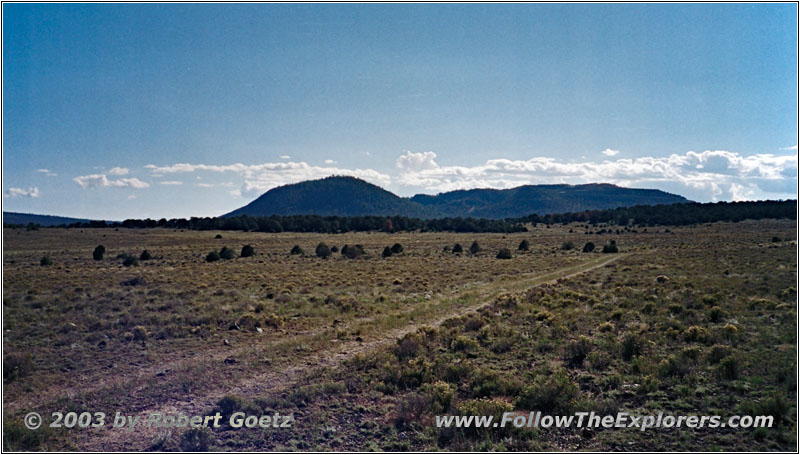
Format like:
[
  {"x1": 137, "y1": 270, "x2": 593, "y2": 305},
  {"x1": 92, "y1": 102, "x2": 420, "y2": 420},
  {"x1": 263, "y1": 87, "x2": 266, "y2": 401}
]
[
  {"x1": 393, "y1": 150, "x2": 797, "y2": 202},
  {"x1": 134, "y1": 148, "x2": 797, "y2": 203}
]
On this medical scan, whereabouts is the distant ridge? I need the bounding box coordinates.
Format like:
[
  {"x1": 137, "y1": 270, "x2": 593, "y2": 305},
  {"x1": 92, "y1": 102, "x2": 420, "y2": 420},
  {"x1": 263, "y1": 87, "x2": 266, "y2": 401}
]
[
  {"x1": 226, "y1": 176, "x2": 689, "y2": 219},
  {"x1": 3, "y1": 212, "x2": 94, "y2": 226}
]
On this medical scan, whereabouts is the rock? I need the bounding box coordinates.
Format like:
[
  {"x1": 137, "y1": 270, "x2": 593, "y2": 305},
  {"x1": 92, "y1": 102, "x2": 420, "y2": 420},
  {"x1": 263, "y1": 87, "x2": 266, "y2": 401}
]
[
  {"x1": 256, "y1": 327, "x2": 263, "y2": 333},
  {"x1": 223, "y1": 339, "x2": 230, "y2": 346},
  {"x1": 656, "y1": 275, "x2": 669, "y2": 283}
]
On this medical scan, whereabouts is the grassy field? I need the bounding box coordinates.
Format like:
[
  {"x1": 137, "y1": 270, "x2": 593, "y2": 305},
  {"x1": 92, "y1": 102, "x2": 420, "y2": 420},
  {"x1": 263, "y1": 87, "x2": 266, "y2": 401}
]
[{"x1": 2, "y1": 219, "x2": 796, "y2": 451}]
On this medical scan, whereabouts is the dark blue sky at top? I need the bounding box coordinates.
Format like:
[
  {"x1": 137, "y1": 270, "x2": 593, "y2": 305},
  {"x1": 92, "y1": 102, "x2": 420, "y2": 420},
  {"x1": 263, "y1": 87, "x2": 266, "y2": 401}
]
[{"x1": 3, "y1": 4, "x2": 797, "y2": 219}]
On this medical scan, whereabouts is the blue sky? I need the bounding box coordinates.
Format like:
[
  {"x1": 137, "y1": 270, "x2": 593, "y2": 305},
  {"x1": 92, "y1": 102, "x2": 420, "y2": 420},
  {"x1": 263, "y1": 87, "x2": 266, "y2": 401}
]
[{"x1": 3, "y1": 3, "x2": 797, "y2": 219}]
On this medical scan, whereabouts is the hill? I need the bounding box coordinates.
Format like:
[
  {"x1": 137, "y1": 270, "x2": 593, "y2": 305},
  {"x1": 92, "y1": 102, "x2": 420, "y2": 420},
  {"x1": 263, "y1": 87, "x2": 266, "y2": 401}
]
[
  {"x1": 225, "y1": 176, "x2": 433, "y2": 218},
  {"x1": 227, "y1": 176, "x2": 689, "y2": 219},
  {"x1": 411, "y1": 183, "x2": 688, "y2": 218},
  {"x1": 3, "y1": 211, "x2": 94, "y2": 227}
]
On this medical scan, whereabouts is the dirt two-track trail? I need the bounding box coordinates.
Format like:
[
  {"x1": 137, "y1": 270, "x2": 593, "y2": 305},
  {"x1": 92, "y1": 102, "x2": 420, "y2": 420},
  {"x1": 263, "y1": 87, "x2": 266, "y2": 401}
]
[{"x1": 78, "y1": 253, "x2": 628, "y2": 450}]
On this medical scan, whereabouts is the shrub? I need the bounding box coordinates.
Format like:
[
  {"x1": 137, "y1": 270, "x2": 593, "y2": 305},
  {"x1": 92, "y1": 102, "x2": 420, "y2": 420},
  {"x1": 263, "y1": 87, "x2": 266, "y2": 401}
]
[
  {"x1": 452, "y1": 243, "x2": 463, "y2": 254},
  {"x1": 598, "y1": 321, "x2": 614, "y2": 333},
  {"x1": 496, "y1": 248, "x2": 512, "y2": 260},
  {"x1": 515, "y1": 371, "x2": 579, "y2": 414},
  {"x1": 602, "y1": 240, "x2": 619, "y2": 253},
  {"x1": 457, "y1": 398, "x2": 514, "y2": 437},
  {"x1": 754, "y1": 394, "x2": 790, "y2": 425},
  {"x1": 469, "y1": 241, "x2": 481, "y2": 255},
  {"x1": 684, "y1": 325, "x2": 711, "y2": 343},
  {"x1": 341, "y1": 244, "x2": 363, "y2": 259},
  {"x1": 39, "y1": 256, "x2": 52, "y2": 266},
  {"x1": 564, "y1": 335, "x2": 593, "y2": 367},
  {"x1": 391, "y1": 243, "x2": 404, "y2": 254},
  {"x1": 771, "y1": 236, "x2": 782, "y2": 242},
  {"x1": 240, "y1": 245, "x2": 255, "y2": 258},
  {"x1": 620, "y1": 333, "x2": 644, "y2": 361},
  {"x1": 382, "y1": 246, "x2": 393, "y2": 258},
  {"x1": 471, "y1": 368, "x2": 522, "y2": 398},
  {"x1": 707, "y1": 345, "x2": 733, "y2": 364},
  {"x1": 709, "y1": 306, "x2": 725, "y2": 323},
  {"x1": 132, "y1": 326, "x2": 147, "y2": 342},
  {"x1": 657, "y1": 354, "x2": 689, "y2": 378},
  {"x1": 290, "y1": 245, "x2": 304, "y2": 255},
  {"x1": 518, "y1": 240, "x2": 530, "y2": 251},
  {"x1": 93, "y1": 245, "x2": 105, "y2": 260},
  {"x1": 122, "y1": 255, "x2": 138, "y2": 267},
  {"x1": 582, "y1": 242, "x2": 595, "y2": 253},
  {"x1": 330, "y1": 246, "x2": 339, "y2": 253},
  {"x1": 421, "y1": 381, "x2": 455, "y2": 413},
  {"x1": 139, "y1": 250, "x2": 152, "y2": 260},
  {"x1": 219, "y1": 247, "x2": 235, "y2": 260},
  {"x1": 180, "y1": 428, "x2": 212, "y2": 451},
  {"x1": 561, "y1": 241, "x2": 575, "y2": 250},
  {"x1": 3, "y1": 353, "x2": 34, "y2": 383},
  {"x1": 717, "y1": 356, "x2": 739, "y2": 380},
  {"x1": 206, "y1": 251, "x2": 221, "y2": 262},
  {"x1": 214, "y1": 234, "x2": 223, "y2": 239},
  {"x1": 395, "y1": 334, "x2": 421, "y2": 360}
]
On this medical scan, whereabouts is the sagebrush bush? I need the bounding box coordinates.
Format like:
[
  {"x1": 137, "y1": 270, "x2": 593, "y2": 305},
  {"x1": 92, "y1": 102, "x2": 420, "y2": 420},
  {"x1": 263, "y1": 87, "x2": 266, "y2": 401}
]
[
  {"x1": 290, "y1": 245, "x2": 304, "y2": 255},
  {"x1": 3, "y1": 353, "x2": 34, "y2": 383},
  {"x1": 561, "y1": 241, "x2": 575, "y2": 251},
  {"x1": 93, "y1": 245, "x2": 105, "y2": 260},
  {"x1": 391, "y1": 243, "x2": 404, "y2": 254},
  {"x1": 469, "y1": 241, "x2": 480, "y2": 254},
  {"x1": 716, "y1": 356, "x2": 739, "y2": 380},
  {"x1": 240, "y1": 244, "x2": 255, "y2": 258},
  {"x1": 708, "y1": 306, "x2": 724, "y2": 322},
  {"x1": 122, "y1": 255, "x2": 138, "y2": 267},
  {"x1": 582, "y1": 242, "x2": 595, "y2": 253},
  {"x1": 219, "y1": 247, "x2": 235, "y2": 260},
  {"x1": 564, "y1": 335, "x2": 593, "y2": 367},
  {"x1": 452, "y1": 243, "x2": 463, "y2": 254},
  {"x1": 40, "y1": 256, "x2": 52, "y2": 266},
  {"x1": 421, "y1": 381, "x2": 455, "y2": 413},
  {"x1": 180, "y1": 428, "x2": 212, "y2": 451},
  {"x1": 139, "y1": 249, "x2": 152, "y2": 260},
  {"x1": 382, "y1": 246, "x2": 393, "y2": 258},
  {"x1": 602, "y1": 240, "x2": 619, "y2": 253},
  {"x1": 518, "y1": 239, "x2": 530, "y2": 251},
  {"x1": 514, "y1": 371, "x2": 579, "y2": 414},
  {"x1": 206, "y1": 251, "x2": 221, "y2": 262},
  {"x1": 496, "y1": 248, "x2": 512, "y2": 259},
  {"x1": 707, "y1": 345, "x2": 732, "y2": 364},
  {"x1": 620, "y1": 333, "x2": 644, "y2": 361}
]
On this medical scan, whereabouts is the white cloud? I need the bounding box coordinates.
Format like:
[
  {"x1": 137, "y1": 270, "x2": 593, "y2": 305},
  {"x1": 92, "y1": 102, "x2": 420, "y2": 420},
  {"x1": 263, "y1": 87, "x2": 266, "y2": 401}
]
[
  {"x1": 396, "y1": 151, "x2": 439, "y2": 171},
  {"x1": 158, "y1": 181, "x2": 183, "y2": 185},
  {"x1": 36, "y1": 169, "x2": 58, "y2": 176},
  {"x1": 601, "y1": 148, "x2": 620, "y2": 157},
  {"x1": 280, "y1": 155, "x2": 291, "y2": 160},
  {"x1": 73, "y1": 174, "x2": 150, "y2": 189},
  {"x1": 729, "y1": 183, "x2": 757, "y2": 201},
  {"x1": 108, "y1": 167, "x2": 129, "y2": 176},
  {"x1": 780, "y1": 145, "x2": 797, "y2": 151},
  {"x1": 324, "y1": 159, "x2": 337, "y2": 165},
  {"x1": 127, "y1": 194, "x2": 137, "y2": 200},
  {"x1": 4, "y1": 187, "x2": 40, "y2": 198}
]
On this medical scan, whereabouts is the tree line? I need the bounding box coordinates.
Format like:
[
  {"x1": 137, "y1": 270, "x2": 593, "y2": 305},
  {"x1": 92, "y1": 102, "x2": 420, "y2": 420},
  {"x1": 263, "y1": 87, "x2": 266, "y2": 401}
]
[
  {"x1": 517, "y1": 200, "x2": 796, "y2": 227},
  {"x1": 4, "y1": 200, "x2": 794, "y2": 233}
]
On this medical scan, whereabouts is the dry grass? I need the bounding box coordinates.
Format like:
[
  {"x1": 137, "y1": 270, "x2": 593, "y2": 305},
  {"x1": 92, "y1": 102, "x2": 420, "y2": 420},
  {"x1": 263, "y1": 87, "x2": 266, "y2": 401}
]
[{"x1": 2, "y1": 219, "x2": 796, "y2": 451}]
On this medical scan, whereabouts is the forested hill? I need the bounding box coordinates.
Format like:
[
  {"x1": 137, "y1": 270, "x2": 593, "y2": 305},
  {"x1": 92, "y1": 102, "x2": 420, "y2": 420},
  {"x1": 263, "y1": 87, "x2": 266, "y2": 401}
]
[{"x1": 226, "y1": 176, "x2": 688, "y2": 219}]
